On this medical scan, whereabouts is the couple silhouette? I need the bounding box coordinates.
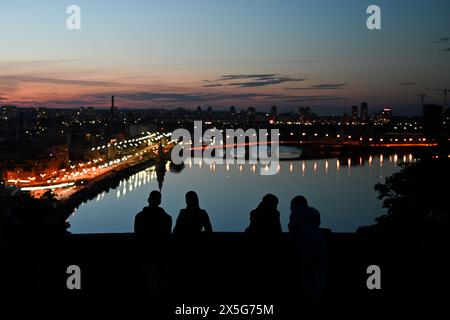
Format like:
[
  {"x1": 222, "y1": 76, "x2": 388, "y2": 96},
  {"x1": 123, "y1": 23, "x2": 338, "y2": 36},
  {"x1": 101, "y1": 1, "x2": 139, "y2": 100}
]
[
  {"x1": 244, "y1": 193, "x2": 328, "y2": 301},
  {"x1": 134, "y1": 190, "x2": 212, "y2": 243}
]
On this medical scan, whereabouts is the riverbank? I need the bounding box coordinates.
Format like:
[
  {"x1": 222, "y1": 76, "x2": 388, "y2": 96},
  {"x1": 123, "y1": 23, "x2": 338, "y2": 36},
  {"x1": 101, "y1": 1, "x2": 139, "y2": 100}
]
[{"x1": 58, "y1": 154, "x2": 167, "y2": 219}]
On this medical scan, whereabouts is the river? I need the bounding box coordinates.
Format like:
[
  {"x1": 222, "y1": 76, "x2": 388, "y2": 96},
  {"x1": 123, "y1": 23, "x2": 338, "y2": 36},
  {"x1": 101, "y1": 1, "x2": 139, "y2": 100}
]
[{"x1": 68, "y1": 147, "x2": 414, "y2": 233}]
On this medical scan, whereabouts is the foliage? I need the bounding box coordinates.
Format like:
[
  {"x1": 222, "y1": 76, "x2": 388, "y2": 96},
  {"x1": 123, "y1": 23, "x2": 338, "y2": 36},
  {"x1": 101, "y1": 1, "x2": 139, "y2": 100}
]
[{"x1": 373, "y1": 157, "x2": 450, "y2": 230}]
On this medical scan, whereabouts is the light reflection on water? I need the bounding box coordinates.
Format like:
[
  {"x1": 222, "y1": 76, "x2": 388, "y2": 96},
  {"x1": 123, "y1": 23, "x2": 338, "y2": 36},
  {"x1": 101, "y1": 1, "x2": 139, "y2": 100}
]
[{"x1": 69, "y1": 149, "x2": 415, "y2": 234}]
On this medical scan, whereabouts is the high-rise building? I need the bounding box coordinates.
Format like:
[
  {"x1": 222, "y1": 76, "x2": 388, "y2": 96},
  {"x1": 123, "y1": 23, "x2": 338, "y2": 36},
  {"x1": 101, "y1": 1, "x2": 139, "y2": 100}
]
[
  {"x1": 111, "y1": 95, "x2": 117, "y2": 121},
  {"x1": 0, "y1": 106, "x2": 17, "y2": 120},
  {"x1": 373, "y1": 108, "x2": 392, "y2": 125},
  {"x1": 361, "y1": 102, "x2": 368, "y2": 120},
  {"x1": 351, "y1": 105, "x2": 359, "y2": 118},
  {"x1": 423, "y1": 104, "x2": 443, "y2": 139},
  {"x1": 381, "y1": 108, "x2": 392, "y2": 123}
]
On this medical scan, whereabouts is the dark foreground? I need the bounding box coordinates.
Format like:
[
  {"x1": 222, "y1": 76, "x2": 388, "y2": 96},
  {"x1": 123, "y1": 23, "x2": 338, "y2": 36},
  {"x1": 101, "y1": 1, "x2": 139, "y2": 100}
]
[{"x1": 1, "y1": 231, "x2": 449, "y2": 317}]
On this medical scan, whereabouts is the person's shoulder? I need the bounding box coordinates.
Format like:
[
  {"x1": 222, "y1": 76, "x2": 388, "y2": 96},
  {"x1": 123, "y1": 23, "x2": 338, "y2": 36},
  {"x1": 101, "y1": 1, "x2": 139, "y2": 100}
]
[
  {"x1": 135, "y1": 208, "x2": 145, "y2": 218},
  {"x1": 310, "y1": 207, "x2": 321, "y2": 216},
  {"x1": 162, "y1": 209, "x2": 171, "y2": 220},
  {"x1": 157, "y1": 207, "x2": 170, "y2": 216},
  {"x1": 178, "y1": 209, "x2": 188, "y2": 217}
]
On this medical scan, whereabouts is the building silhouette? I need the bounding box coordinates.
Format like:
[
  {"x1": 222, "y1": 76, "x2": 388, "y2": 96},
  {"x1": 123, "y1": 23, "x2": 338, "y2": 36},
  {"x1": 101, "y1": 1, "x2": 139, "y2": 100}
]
[
  {"x1": 423, "y1": 104, "x2": 443, "y2": 139},
  {"x1": 111, "y1": 95, "x2": 118, "y2": 121},
  {"x1": 351, "y1": 105, "x2": 358, "y2": 119},
  {"x1": 361, "y1": 102, "x2": 368, "y2": 121}
]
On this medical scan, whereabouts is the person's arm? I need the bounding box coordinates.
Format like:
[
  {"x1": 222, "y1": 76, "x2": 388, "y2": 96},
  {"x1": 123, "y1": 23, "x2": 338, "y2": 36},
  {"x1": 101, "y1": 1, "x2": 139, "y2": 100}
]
[
  {"x1": 134, "y1": 212, "x2": 141, "y2": 235},
  {"x1": 276, "y1": 211, "x2": 282, "y2": 233},
  {"x1": 202, "y1": 210, "x2": 213, "y2": 233},
  {"x1": 288, "y1": 212, "x2": 293, "y2": 233},
  {"x1": 168, "y1": 215, "x2": 173, "y2": 234},
  {"x1": 162, "y1": 209, "x2": 172, "y2": 234},
  {"x1": 173, "y1": 211, "x2": 183, "y2": 234}
]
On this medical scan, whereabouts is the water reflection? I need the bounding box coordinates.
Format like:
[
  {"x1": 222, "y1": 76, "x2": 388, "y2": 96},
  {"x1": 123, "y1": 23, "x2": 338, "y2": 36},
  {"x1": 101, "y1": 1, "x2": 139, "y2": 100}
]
[
  {"x1": 90, "y1": 153, "x2": 412, "y2": 181},
  {"x1": 69, "y1": 151, "x2": 416, "y2": 234}
]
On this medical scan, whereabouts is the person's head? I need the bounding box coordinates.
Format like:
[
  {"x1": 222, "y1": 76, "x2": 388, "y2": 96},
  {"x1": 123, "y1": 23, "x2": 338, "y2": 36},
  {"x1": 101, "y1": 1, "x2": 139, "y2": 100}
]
[
  {"x1": 261, "y1": 193, "x2": 279, "y2": 211},
  {"x1": 291, "y1": 195, "x2": 308, "y2": 210},
  {"x1": 185, "y1": 191, "x2": 200, "y2": 210},
  {"x1": 148, "y1": 190, "x2": 162, "y2": 207}
]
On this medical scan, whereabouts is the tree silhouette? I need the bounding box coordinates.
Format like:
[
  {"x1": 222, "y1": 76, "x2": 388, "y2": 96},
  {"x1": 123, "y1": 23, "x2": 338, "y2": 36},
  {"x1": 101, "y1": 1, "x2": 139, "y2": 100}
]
[{"x1": 373, "y1": 157, "x2": 449, "y2": 230}]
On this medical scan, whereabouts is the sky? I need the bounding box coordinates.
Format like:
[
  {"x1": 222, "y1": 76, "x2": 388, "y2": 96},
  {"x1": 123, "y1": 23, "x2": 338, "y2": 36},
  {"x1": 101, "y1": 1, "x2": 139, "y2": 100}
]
[{"x1": 0, "y1": 0, "x2": 449, "y2": 115}]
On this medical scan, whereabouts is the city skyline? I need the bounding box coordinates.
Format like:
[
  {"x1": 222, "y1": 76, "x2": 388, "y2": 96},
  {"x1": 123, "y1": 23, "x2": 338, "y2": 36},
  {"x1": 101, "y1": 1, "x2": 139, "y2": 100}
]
[{"x1": 1, "y1": 0, "x2": 450, "y2": 115}]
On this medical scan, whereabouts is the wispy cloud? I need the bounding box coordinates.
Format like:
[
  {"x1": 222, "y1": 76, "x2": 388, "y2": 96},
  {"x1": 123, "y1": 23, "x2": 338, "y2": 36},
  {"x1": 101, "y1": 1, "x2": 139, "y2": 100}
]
[
  {"x1": 1, "y1": 74, "x2": 122, "y2": 87},
  {"x1": 109, "y1": 91, "x2": 279, "y2": 104},
  {"x1": 442, "y1": 48, "x2": 450, "y2": 52},
  {"x1": 219, "y1": 74, "x2": 277, "y2": 81},
  {"x1": 400, "y1": 82, "x2": 416, "y2": 86},
  {"x1": 286, "y1": 83, "x2": 347, "y2": 90},
  {"x1": 435, "y1": 37, "x2": 450, "y2": 43},
  {"x1": 210, "y1": 74, "x2": 305, "y2": 88},
  {"x1": 282, "y1": 95, "x2": 347, "y2": 103}
]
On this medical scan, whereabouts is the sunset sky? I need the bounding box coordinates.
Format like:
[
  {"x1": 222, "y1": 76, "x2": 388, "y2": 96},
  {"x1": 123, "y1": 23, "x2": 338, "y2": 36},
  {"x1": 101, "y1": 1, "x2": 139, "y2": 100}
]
[{"x1": 1, "y1": 0, "x2": 449, "y2": 114}]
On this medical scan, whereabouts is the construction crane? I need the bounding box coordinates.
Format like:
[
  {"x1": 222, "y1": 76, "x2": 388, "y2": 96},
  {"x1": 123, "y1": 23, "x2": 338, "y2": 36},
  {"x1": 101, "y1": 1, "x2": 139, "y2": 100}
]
[{"x1": 414, "y1": 94, "x2": 427, "y2": 106}]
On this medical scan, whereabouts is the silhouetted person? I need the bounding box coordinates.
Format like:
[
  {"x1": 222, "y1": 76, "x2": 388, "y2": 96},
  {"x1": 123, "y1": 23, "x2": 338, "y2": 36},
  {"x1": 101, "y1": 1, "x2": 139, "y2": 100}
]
[
  {"x1": 245, "y1": 194, "x2": 282, "y2": 235},
  {"x1": 289, "y1": 196, "x2": 328, "y2": 301},
  {"x1": 173, "y1": 191, "x2": 212, "y2": 235},
  {"x1": 242, "y1": 194, "x2": 283, "y2": 299},
  {"x1": 172, "y1": 191, "x2": 213, "y2": 299},
  {"x1": 134, "y1": 190, "x2": 172, "y2": 247},
  {"x1": 134, "y1": 190, "x2": 172, "y2": 302}
]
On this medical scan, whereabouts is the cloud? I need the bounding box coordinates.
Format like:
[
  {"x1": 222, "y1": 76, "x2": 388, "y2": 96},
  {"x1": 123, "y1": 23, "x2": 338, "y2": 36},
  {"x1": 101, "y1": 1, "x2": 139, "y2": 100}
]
[
  {"x1": 286, "y1": 83, "x2": 347, "y2": 90},
  {"x1": 44, "y1": 99, "x2": 103, "y2": 106},
  {"x1": 1, "y1": 74, "x2": 121, "y2": 87},
  {"x1": 212, "y1": 74, "x2": 305, "y2": 88},
  {"x1": 219, "y1": 74, "x2": 277, "y2": 81},
  {"x1": 435, "y1": 37, "x2": 450, "y2": 43},
  {"x1": 400, "y1": 82, "x2": 416, "y2": 86},
  {"x1": 203, "y1": 84, "x2": 223, "y2": 88},
  {"x1": 107, "y1": 91, "x2": 279, "y2": 104},
  {"x1": 282, "y1": 95, "x2": 347, "y2": 102},
  {"x1": 442, "y1": 48, "x2": 450, "y2": 52}
]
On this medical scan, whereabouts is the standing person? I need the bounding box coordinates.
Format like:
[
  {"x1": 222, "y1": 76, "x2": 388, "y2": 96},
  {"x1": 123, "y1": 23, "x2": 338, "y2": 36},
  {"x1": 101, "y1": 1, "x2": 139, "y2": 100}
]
[
  {"x1": 134, "y1": 190, "x2": 172, "y2": 302},
  {"x1": 289, "y1": 195, "x2": 328, "y2": 301},
  {"x1": 173, "y1": 191, "x2": 213, "y2": 235},
  {"x1": 172, "y1": 191, "x2": 213, "y2": 299}
]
